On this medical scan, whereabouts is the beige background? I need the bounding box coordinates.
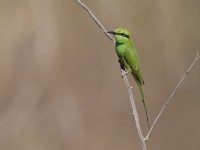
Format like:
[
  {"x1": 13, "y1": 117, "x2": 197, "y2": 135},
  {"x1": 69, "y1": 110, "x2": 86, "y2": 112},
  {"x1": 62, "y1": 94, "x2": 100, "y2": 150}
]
[{"x1": 0, "y1": 0, "x2": 200, "y2": 150}]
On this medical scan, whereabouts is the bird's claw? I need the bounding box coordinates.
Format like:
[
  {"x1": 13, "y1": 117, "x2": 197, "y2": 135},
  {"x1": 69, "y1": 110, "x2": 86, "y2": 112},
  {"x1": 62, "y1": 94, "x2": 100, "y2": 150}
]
[{"x1": 121, "y1": 70, "x2": 130, "y2": 77}]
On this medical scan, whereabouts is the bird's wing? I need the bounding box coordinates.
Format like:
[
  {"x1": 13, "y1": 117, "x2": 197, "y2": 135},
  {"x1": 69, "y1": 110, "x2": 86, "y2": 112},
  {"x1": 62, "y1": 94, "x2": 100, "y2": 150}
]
[{"x1": 124, "y1": 46, "x2": 144, "y2": 85}]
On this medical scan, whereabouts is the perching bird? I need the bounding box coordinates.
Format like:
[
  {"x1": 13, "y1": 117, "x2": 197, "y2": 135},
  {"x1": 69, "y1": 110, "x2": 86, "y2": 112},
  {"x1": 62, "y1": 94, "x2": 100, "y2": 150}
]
[{"x1": 107, "y1": 28, "x2": 150, "y2": 130}]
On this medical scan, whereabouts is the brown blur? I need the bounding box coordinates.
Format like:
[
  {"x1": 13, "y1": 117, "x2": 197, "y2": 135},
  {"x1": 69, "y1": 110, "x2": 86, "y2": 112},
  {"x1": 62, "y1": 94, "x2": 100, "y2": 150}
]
[{"x1": 0, "y1": 0, "x2": 200, "y2": 150}]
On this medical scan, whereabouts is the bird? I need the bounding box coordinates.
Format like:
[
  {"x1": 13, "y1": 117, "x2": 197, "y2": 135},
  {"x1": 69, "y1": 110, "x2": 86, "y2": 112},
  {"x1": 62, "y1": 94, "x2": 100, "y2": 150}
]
[{"x1": 107, "y1": 28, "x2": 150, "y2": 130}]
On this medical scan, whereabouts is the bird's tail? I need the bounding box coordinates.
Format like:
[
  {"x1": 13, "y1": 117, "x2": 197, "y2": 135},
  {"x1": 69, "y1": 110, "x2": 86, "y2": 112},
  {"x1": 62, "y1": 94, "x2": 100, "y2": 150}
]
[{"x1": 137, "y1": 81, "x2": 150, "y2": 132}]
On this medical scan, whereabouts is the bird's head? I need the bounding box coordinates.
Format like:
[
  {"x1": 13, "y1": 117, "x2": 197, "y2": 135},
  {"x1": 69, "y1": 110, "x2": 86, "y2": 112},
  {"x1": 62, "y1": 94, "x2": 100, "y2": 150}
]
[{"x1": 107, "y1": 28, "x2": 131, "y2": 43}]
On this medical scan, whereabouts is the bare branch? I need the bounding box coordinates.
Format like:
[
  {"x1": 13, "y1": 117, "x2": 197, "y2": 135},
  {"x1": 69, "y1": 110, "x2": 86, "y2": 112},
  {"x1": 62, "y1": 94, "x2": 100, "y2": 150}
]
[
  {"x1": 76, "y1": 0, "x2": 147, "y2": 150},
  {"x1": 121, "y1": 69, "x2": 147, "y2": 150},
  {"x1": 145, "y1": 52, "x2": 200, "y2": 140},
  {"x1": 76, "y1": 0, "x2": 113, "y2": 41}
]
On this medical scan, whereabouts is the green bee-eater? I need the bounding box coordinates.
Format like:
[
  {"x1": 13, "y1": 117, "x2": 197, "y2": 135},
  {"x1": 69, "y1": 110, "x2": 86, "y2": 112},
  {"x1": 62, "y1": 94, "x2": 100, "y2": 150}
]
[{"x1": 107, "y1": 28, "x2": 150, "y2": 130}]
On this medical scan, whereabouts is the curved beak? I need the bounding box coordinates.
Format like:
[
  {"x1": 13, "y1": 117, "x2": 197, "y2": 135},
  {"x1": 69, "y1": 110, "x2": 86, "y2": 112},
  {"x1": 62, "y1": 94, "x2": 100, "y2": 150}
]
[{"x1": 107, "y1": 31, "x2": 117, "y2": 35}]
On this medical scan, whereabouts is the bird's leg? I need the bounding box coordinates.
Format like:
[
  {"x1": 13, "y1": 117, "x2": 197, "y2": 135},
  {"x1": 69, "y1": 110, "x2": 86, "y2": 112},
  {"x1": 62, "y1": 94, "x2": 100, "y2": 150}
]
[
  {"x1": 121, "y1": 67, "x2": 131, "y2": 77},
  {"x1": 121, "y1": 69, "x2": 133, "y2": 89},
  {"x1": 120, "y1": 60, "x2": 131, "y2": 77},
  {"x1": 118, "y1": 59, "x2": 129, "y2": 76},
  {"x1": 121, "y1": 70, "x2": 130, "y2": 77}
]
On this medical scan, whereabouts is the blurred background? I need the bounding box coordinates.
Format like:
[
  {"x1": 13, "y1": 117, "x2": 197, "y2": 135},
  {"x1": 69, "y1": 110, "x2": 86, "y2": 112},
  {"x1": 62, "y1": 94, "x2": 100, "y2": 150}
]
[{"x1": 0, "y1": 0, "x2": 200, "y2": 150}]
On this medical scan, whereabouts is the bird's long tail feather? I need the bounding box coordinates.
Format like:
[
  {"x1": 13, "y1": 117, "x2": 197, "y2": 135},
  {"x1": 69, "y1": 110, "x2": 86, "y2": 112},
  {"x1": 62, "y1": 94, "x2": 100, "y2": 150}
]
[{"x1": 137, "y1": 81, "x2": 150, "y2": 132}]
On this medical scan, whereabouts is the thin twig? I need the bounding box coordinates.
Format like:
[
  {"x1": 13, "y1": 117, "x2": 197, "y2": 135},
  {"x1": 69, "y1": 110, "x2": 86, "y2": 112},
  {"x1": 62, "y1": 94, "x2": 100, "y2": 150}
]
[
  {"x1": 76, "y1": 0, "x2": 147, "y2": 150},
  {"x1": 76, "y1": 0, "x2": 113, "y2": 41},
  {"x1": 145, "y1": 52, "x2": 200, "y2": 140}
]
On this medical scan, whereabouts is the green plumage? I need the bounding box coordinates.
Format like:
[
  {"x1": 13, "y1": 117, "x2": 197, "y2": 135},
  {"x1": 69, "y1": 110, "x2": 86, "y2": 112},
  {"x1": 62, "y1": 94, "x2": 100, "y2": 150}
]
[{"x1": 108, "y1": 28, "x2": 150, "y2": 130}]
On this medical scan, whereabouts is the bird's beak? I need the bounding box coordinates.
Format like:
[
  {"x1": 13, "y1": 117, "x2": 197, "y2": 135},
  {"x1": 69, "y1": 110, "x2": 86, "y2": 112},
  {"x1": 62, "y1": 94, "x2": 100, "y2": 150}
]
[{"x1": 107, "y1": 31, "x2": 117, "y2": 35}]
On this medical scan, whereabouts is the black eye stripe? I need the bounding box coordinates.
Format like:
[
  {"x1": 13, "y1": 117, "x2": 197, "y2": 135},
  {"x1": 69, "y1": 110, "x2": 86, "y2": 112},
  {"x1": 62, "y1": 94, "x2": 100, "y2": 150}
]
[{"x1": 117, "y1": 33, "x2": 129, "y2": 38}]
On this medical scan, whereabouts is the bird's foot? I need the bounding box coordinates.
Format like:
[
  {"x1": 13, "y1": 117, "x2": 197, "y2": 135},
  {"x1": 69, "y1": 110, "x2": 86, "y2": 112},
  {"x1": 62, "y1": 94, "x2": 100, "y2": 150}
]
[{"x1": 121, "y1": 70, "x2": 130, "y2": 77}]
